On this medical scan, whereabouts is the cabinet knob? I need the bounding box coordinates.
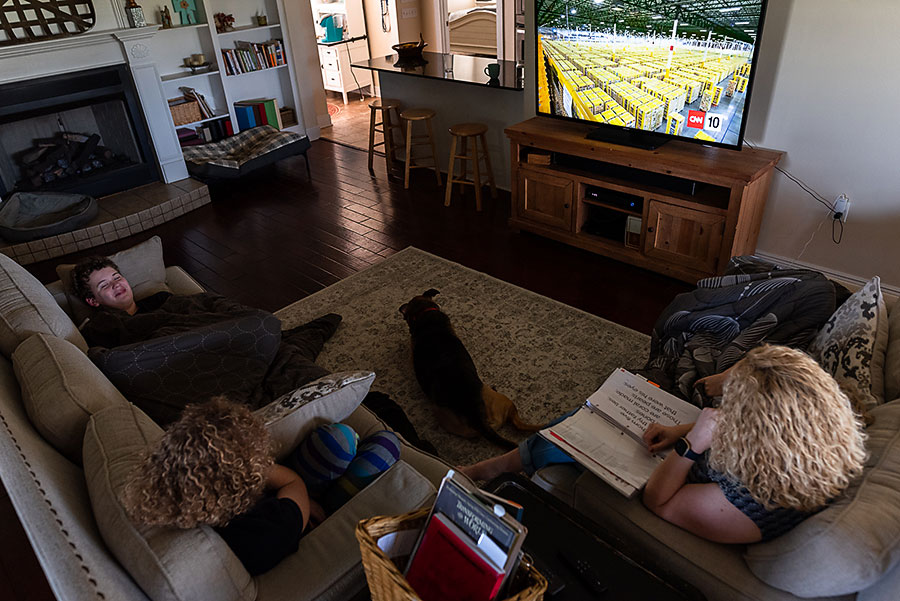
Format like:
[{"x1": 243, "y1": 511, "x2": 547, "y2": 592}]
[
  {"x1": 647, "y1": 226, "x2": 654, "y2": 233},
  {"x1": 564, "y1": 203, "x2": 570, "y2": 209}
]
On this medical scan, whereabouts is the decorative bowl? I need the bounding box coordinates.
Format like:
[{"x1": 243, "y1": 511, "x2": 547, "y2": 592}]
[{"x1": 392, "y1": 41, "x2": 426, "y2": 61}]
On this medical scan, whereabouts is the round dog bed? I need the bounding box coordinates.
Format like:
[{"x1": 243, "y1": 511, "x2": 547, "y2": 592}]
[{"x1": 0, "y1": 191, "x2": 98, "y2": 242}]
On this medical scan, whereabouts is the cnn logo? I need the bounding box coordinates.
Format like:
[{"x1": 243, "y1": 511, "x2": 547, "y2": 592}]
[{"x1": 687, "y1": 110, "x2": 705, "y2": 128}]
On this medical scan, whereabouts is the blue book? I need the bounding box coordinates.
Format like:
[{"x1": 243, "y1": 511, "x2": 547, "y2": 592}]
[{"x1": 234, "y1": 104, "x2": 256, "y2": 131}]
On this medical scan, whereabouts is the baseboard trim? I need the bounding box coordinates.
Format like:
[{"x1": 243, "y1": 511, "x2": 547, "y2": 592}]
[{"x1": 753, "y1": 251, "x2": 899, "y2": 303}]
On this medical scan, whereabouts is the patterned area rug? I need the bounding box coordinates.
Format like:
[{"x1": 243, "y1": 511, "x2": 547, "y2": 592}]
[
  {"x1": 327, "y1": 103, "x2": 341, "y2": 117},
  {"x1": 275, "y1": 248, "x2": 651, "y2": 466}
]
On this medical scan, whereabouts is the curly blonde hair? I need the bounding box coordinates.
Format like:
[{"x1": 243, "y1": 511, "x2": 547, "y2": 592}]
[
  {"x1": 123, "y1": 397, "x2": 273, "y2": 529},
  {"x1": 709, "y1": 345, "x2": 867, "y2": 512}
]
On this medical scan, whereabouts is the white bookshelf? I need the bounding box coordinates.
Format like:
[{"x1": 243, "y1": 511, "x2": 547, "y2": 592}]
[{"x1": 150, "y1": 0, "x2": 304, "y2": 139}]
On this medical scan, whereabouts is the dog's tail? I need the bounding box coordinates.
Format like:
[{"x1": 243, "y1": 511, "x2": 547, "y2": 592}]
[
  {"x1": 508, "y1": 406, "x2": 545, "y2": 433},
  {"x1": 473, "y1": 405, "x2": 518, "y2": 450}
]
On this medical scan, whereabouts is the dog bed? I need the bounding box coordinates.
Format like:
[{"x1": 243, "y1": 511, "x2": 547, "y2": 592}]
[
  {"x1": 0, "y1": 191, "x2": 98, "y2": 242},
  {"x1": 181, "y1": 125, "x2": 311, "y2": 180}
]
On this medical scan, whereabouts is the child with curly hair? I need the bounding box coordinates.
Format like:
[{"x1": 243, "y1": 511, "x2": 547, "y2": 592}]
[
  {"x1": 123, "y1": 397, "x2": 323, "y2": 575},
  {"x1": 124, "y1": 397, "x2": 402, "y2": 575}
]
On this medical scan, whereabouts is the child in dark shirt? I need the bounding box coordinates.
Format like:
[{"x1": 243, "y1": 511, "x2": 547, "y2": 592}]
[
  {"x1": 123, "y1": 397, "x2": 402, "y2": 575},
  {"x1": 123, "y1": 397, "x2": 324, "y2": 575}
]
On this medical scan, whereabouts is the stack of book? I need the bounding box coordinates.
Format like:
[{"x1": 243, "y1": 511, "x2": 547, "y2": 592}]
[
  {"x1": 233, "y1": 98, "x2": 283, "y2": 131},
  {"x1": 176, "y1": 117, "x2": 233, "y2": 146},
  {"x1": 220, "y1": 39, "x2": 286, "y2": 76},
  {"x1": 404, "y1": 471, "x2": 528, "y2": 601}
]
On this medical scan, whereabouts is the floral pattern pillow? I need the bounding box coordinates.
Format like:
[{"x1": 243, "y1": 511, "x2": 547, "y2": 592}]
[
  {"x1": 809, "y1": 277, "x2": 888, "y2": 414},
  {"x1": 255, "y1": 371, "x2": 375, "y2": 460}
]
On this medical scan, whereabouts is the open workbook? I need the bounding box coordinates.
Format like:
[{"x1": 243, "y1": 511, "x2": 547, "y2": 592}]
[{"x1": 540, "y1": 368, "x2": 701, "y2": 498}]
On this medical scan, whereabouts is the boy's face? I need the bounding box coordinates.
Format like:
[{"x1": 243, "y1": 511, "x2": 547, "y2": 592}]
[{"x1": 85, "y1": 267, "x2": 135, "y2": 312}]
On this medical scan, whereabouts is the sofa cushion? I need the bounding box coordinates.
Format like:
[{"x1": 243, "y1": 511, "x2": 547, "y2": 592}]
[
  {"x1": 56, "y1": 235, "x2": 171, "y2": 326},
  {"x1": 809, "y1": 276, "x2": 888, "y2": 412},
  {"x1": 883, "y1": 297, "x2": 900, "y2": 401},
  {"x1": 0, "y1": 253, "x2": 87, "y2": 357},
  {"x1": 744, "y1": 399, "x2": 900, "y2": 596},
  {"x1": 83, "y1": 403, "x2": 256, "y2": 601},
  {"x1": 256, "y1": 460, "x2": 436, "y2": 601},
  {"x1": 254, "y1": 370, "x2": 375, "y2": 461},
  {"x1": 13, "y1": 333, "x2": 126, "y2": 464}
]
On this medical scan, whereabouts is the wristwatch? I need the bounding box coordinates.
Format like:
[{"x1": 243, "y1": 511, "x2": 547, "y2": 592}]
[{"x1": 674, "y1": 437, "x2": 704, "y2": 461}]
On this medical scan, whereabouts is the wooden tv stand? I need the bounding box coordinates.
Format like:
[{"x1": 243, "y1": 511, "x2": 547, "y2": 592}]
[{"x1": 505, "y1": 117, "x2": 784, "y2": 283}]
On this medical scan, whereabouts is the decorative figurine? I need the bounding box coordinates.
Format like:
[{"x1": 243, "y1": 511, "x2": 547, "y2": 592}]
[
  {"x1": 172, "y1": 0, "x2": 196, "y2": 25},
  {"x1": 256, "y1": 13, "x2": 268, "y2": 26},
  {"x1": 160, "y1": 6, "x2": 174, "y2": 28},
  {"x1": 125, "y1": 0, "x2": 147, "y2": 28},
  {"x1": 214, "y1": 12, "x2": 235, "y2": 33}
]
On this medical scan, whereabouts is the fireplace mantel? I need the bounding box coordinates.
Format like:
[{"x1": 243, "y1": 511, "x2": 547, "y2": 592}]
[{"x1": 0, "y1": 2, "x2": 188, "y2": 185}]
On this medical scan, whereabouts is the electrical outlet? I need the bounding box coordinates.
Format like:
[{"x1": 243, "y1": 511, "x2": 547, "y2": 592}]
[{"x1": 833, "y1": 194, "x2": 850, "y2": 222}]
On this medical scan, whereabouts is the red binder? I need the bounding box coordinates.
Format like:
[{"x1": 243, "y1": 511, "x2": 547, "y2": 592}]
[{"x1": 405, "y1": 513, "x2": 504, "y2": 601}]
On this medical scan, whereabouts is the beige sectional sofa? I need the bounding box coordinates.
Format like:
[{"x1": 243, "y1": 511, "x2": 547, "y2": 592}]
[{"x1": 0, "y1": 252, "x2": 453, "y2": 601}]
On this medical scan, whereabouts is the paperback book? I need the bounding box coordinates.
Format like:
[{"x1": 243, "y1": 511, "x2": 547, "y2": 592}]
[{"x1": 540, "y1": 368, "x2": 701, "y2": 497}]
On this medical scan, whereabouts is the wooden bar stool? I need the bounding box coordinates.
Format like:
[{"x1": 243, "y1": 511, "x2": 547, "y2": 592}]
[
  {"x1": 367, "y1": 98, "x2": 403, "y2": 176},
  {"x1": 400, "y1": 108, "x2": 442, "y2": 189},
  {"x1": 445, "y1": 122, "x2": 497, "y2": 211}
]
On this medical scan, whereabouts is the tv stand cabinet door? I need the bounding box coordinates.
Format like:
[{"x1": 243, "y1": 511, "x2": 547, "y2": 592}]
[
  {"x1": 644, "y1": 200, "x2": 726, "y2": 274},
  {"x1": 517, "y1": 169, "x2": 574, "y2": 232}
]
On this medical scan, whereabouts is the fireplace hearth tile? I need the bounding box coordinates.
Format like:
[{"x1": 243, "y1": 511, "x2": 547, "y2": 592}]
[{"x1": 1, "y1": 179, "x2": 208, "y2": 266}]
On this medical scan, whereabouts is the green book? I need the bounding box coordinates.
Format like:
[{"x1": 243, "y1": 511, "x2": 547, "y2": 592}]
[{"x1": 241, "y1": 98, "x2": 281, "y2": 130}]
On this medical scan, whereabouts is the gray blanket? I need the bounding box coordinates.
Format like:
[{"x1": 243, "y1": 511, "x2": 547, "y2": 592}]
[
  {"x1": 84, "y1": 293, "x2": 338, "y2": 424},
  {"x1": 639, "y1": 257, "x2": 838, "y2": 402}
]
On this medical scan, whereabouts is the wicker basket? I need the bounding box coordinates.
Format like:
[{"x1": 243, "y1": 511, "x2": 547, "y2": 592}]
[
  {"x1": 168, "y1": 97, "x2": 202, "y2": 126},
  {"x1": 355, "y1": 508, "x2": 547, "y2": 601}
]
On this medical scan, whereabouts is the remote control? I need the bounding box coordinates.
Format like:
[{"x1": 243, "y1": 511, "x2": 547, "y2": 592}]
[{"x1": 559, "y1": 551, "x2": 608, "y2": 596}]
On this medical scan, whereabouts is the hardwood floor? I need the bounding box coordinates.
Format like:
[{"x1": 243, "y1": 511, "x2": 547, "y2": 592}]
[{"x1": 5, "y1": 139, "x2": 691, "y2": 601}]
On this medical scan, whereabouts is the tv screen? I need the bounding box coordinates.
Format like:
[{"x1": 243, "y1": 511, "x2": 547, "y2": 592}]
[{"x1": 535, "y1": 0, "x2": 768, "y2": 150}]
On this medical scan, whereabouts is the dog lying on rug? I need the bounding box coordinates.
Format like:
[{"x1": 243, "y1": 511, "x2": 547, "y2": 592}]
[{"x1": 399, "y1": 289, "x2": 543, "y2": 448}]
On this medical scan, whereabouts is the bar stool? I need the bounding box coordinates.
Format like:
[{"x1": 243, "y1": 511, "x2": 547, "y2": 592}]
[
  {"x1": 400, "y1": 108, "x2": 442, "y2": 189},
  {"x1": 445, "y1": 122, "x2": 496, "y2": 211},
  {"x1": 367, "y1": 98, "x2": 403, "y2": 176}
]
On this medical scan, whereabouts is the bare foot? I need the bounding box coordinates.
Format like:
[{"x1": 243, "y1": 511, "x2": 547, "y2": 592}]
[{"x1": 458, "y1": 449, "x2": 524, "y2": 482}]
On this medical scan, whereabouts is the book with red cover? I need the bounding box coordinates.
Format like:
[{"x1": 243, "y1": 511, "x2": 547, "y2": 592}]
[{"x1": 405, "y1": 513, "x2": 504, "y2": 601}]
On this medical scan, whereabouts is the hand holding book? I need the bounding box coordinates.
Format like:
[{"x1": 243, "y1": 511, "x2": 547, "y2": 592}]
[{"x1": 642, "y1": 422, "x2": 693, "y2": 454}]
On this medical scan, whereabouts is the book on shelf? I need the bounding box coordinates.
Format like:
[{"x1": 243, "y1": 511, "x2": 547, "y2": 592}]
[
  {"x1": 404, "y1": 470, "x2": 527, "y2": 601},
  {"x1": 539, "y1": 368, "x2": 701, "y2": 497},
  {"x1": 236, "y1": 98, "x2": 281, "y2": 130},
  {"x1": 178, "y1": 86, "x2": 213, "y2": 119},
  {"x1": 233, "y1": 104, "x2": 256, "y2": 131}
]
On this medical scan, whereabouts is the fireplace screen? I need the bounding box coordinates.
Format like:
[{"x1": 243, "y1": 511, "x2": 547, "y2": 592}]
[
  {"x1": 0, "y1": 99, "x2": 142, "y2": 193},
  {"x1": 0, "y1": 0, "x2": 96, "y2": 47}
]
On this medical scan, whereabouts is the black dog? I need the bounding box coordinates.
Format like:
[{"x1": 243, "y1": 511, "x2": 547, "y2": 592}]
[{"x1": 399, "y1": 289, "x2": 542, "y2": 449}]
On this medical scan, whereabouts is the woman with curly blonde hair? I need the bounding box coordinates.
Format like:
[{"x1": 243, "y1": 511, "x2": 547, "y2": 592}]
[
  {"x1": 124, "y1": 397, "x2": 320, "y2": 575},
  {"x1": 642, "y1": 344, "x2": 867, "y2": 543}
]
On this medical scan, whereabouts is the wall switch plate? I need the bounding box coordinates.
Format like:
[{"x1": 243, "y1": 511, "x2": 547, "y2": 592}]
[{"x1": 833, "y1": 194, "x2": 850, "y2": 222}]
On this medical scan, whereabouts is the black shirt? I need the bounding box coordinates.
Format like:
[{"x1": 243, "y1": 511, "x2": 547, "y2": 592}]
[{"x1": 215, "y1": 496, "x2": 305, "y2": 575}]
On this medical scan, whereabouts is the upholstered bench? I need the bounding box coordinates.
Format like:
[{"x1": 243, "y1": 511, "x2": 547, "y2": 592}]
[{"x1": 182, "y1": 125, "x2": 311, "y2": 180}]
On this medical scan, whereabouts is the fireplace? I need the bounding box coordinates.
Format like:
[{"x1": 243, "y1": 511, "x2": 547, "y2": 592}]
[{"x1": 0, "y1": 64, "x2": 158, "y2": 199}]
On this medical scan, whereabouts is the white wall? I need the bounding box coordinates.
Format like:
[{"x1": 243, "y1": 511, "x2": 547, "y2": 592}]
[{"x1": 746, "y1": 0, "x2": 900, "y2": 290}]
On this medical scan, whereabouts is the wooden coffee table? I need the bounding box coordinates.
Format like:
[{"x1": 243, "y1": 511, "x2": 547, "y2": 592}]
[{"x1": 485, "y1": 473, "x2": 706, "y2": 601}]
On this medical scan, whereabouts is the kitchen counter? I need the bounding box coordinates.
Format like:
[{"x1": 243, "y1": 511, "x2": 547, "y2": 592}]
[
  {"x1": 351, "y1": 51, "x2": 524, "y2": 91},
  {"x1": 317, "y1": 35, "x2": 367, "y2": 47}
]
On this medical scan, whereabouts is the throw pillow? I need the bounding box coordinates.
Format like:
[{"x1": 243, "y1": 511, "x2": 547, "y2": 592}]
[
  {"x1": 254, "y1": 370, "x2": 375, "y2": 461},
  {"x1": 0, "y1": 253, "x2": 87, "y2": 357},
  {"x1": 13, "y1": 333, "x2": 127, "y2": 464},
  {"x1": 289, "y1": 423, "x2": 359, "y2": 495},
  {"x1": 83, "y1": 403, "x2": 256, "y2": 601},
  {"x1": 56, "y1": 235, "x2": 171, "y2": 326},
  {"x1": 808, "y1": 276, "x2": 888, "y2": 413}
]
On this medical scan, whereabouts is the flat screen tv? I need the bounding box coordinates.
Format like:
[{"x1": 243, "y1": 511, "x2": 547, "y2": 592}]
[{"x1": 535, "y1": 0, "x2": 769, "y2": 150}]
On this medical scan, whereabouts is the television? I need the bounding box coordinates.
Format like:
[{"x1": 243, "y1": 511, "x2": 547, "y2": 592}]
[{"x1": 535, "y1": 0, "x2": 769, "y2": 150}]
